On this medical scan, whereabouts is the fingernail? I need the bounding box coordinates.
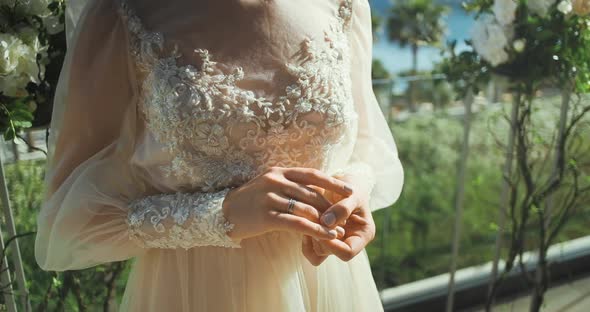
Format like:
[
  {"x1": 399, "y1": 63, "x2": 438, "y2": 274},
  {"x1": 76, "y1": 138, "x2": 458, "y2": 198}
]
[
  {"x1": 336, "y1": 227, "x2": 345, "y2": 237},
  {"x1": 328, "y1": 229, "x2": 338, "y2": 238},
  {"x1": 322, "y1": 212, "x2": 336, "y2": 226},
  {"x1": 343, "y1": 184, "x2": 353, "y2": 193}
]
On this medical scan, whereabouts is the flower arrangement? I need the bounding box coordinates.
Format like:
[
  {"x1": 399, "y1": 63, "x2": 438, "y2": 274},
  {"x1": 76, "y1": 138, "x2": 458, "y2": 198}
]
[
  {"x1": 444, "y1": 0, "x2": 590, "y2": 92},
  {"x1": 0, "y1": 0, "x2": 65, "y2": 139}
]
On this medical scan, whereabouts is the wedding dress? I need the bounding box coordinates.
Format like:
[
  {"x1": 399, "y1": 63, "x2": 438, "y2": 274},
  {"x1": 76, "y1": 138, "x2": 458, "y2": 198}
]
[{"x1": 34, "y1": 0, "x2": 404, "y2": 310}]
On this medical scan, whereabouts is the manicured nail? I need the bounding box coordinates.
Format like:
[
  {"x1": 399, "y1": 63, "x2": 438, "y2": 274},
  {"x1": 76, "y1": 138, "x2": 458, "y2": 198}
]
[
  {"x1": 328, "y1": 229, "x2": 338, "y2": 238},
  {"x1": 320, "y1": 226, "x2": 337, "y2": 238},
  {"x1": 322, "y1": 212, "x2": 336, "y2": 227},
  {"x1": 343, "y1": 184, "x2": 353, "y2": 193}
]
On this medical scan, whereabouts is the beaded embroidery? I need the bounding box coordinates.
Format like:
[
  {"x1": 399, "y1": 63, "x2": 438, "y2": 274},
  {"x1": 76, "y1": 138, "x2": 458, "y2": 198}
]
[
  {"x1": 127, "y1": 188, "x2": 242, "y2": 249},
  {"x1": 118, "y1": 0, "x2": 357, "y2": 191}
]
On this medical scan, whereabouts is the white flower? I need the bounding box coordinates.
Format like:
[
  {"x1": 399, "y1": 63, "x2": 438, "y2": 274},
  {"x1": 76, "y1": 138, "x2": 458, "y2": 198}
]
[
  {"x1": 557, "y1": 0, "x2": 573, "y2": 13},
  {"x1": 493, "y1": 0, "x2": 518, "y2": 26},
  {"x1": 471, "y1": 14, "x2": 512, "y2": 66},
  {"x1": 0, "y1": 33, "x2": 46, "y2": 96},
  {"x1": 513, "y1": 39, "x2": 526, "y2": 52},
  {"x1": 527, "y1": 0, "x2": 556, "y2": 16}
]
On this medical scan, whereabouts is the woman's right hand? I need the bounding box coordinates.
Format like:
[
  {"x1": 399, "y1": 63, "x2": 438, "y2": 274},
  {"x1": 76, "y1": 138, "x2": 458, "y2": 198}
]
[{"x1": 221, "y1": 166, "x2": 354, "y2": 241}]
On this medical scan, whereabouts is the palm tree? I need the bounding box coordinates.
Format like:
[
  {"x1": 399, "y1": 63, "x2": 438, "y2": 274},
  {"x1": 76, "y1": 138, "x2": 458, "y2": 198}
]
[
  {"x1": 371, "y1": 10, "x2": 382, "y2": 43},
  {"x1": 386, "y1": 0, "x2": 448, "y2": 111}
]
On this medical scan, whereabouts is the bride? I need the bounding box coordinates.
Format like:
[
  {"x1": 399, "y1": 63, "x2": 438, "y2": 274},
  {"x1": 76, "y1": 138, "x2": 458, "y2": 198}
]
[{"x1": 34, "y1": 0, "x2": 404, "y2": 310}]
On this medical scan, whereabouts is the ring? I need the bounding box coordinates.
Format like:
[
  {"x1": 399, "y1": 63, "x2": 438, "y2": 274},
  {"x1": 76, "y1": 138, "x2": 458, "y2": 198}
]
[{"x1": 287, "y1": 197, "x2": 296, "y2": 214}]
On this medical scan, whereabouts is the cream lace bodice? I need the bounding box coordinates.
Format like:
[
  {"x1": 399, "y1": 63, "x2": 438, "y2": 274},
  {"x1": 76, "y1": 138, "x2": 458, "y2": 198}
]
[
  {"x1": 117, "y1": 0, "x2": 363, "y2": 249},
  {"x1": 120, "y1": 0, "x2": 357, "y2": 192}
]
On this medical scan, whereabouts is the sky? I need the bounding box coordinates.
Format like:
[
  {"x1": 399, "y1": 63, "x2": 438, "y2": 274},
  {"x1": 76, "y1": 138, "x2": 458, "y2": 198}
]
[{"x1": 370, "y1": 0, "x2": 475, "y2": 74}]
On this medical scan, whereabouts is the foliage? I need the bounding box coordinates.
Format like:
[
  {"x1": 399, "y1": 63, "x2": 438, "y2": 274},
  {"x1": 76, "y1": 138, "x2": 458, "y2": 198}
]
[
  {"x1": 0, "y1": 0, "x2": 66, "y2": 139},
  {"x1": 441, "y1": 0, "x2": 590, "y2": 95},
  {"x1": 385, "y1": 0, "x2": 449, "y2": 49},
  {"x1": 371, "y1": 8, "x2": 382, "y2": 43},
  {"x1": 386, "y1": 0, "x2": 450, "y2": 111},
  {"x1": 439, "y1": 1, "x2": 590, "y2": 310},
  {"x1": 367, "y1": 95, "x2": 590, "y2": 289},
  {"x1": 437, "y1": 41, "x2": 491, "y2": 100},
  {"x1": 398, "y1": 69, "x2": 456, "y2": 108},
  {"x1": 372, "y1": 59, "x2": 391, "y2": 80},
  {"x1": 2, "y1": 159, "x2": 130, "y2": 311}
]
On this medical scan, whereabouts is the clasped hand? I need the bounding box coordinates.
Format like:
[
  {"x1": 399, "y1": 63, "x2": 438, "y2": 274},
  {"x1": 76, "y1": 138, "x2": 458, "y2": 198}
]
[{"x1": 221, "y1": 166, "x2": 376, "y2": 265}]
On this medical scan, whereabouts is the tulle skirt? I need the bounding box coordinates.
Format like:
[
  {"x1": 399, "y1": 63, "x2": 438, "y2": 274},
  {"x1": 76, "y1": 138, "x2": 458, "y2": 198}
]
[{"x1": 120, "y1": 231, "x2": 384, "y2": 311}]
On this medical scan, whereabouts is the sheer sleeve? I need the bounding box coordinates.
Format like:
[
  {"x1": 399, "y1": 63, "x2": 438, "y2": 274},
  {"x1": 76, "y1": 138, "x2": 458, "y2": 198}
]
[
  {"x1": 35, "y1": 0, "x2": 240, "y2": 272},
  {"x1": 333, "y1": 0, "x2": 404, "y2": 212}
]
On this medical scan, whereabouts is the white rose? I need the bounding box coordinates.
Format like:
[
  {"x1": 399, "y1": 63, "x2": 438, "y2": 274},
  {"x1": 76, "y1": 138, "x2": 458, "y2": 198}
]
[
  {"x1": 16, "y1": 27, "x2": 38, "y2": 45},
  {"x1": 0, "y1": 33, "x2": 45, "y2": 96},
  {"x1": 527, "y1": 0, "x2": 557, "y2": 16},
  {"x1": 0, "y1": 34, "x2": 20, "y2": 73},
  {"x1": 471, "y1": 14, "x2": 512, "y2": 66},
  {"x1": 513, "y1": 39, "x2": 526, "y2": 52},
  {"x1": 493, "y1": 0, "x2": 518, "y2": 26},
  {"x1": 557, "y1": 0, "x2": 573, "y2": 13}
]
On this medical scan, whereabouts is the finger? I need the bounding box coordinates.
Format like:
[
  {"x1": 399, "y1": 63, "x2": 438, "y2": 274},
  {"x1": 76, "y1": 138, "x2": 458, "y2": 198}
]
[
  {"x1": 335, "y1": 226, "x2": 345, "y2": 239},
  {"x1": 281, "y1": 181, "x2": 333, "y2": 214},
  {"x1": 320, "y1": 196, "x2": 358, "y2": 228},
  {"x1": 316, "y1": 235, "x2": 366, "y2": 262},
  {"x1": 270, "y1": 193, "x2": 322, "y2": 222},
  {"x1": 311, "y1": 237, "x2": 332, "y2": 256},
  {"x1": 283, "y1": 167, "x2": 354, "y2": 197},
  {"x1": 307, "y1": 185, "x2": 326, "y2": 196},
  {"x1": 270, "y1": 210, "x2": 338, "y2": 240},
  {"x1": 302, "y1": 236, "x2": 328, "y2": 266},
  {"x1": 348, "y1": 213, "x2": 368, "y2": 226}
]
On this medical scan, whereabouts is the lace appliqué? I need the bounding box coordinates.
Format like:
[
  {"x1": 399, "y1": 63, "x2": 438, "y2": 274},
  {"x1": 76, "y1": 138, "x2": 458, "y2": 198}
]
[
  {"x1": 127, "y1": 188, "x2": 242, "y2": 249},
  {"x1": 117, "y1": 0, "x2": 358, "y2": 191}
]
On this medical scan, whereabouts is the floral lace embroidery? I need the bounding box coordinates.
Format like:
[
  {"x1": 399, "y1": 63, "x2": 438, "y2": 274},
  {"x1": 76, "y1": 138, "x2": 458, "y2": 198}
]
[
  {"x1": 127, "y1": 187, "x2": 242, "y2": 249},
  {"x1": 117, "y1": 0, "x2": 358, "y2": 192}
]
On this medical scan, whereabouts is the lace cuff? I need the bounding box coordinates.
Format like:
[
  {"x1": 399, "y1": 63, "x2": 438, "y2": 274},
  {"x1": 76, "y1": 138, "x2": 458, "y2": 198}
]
[
  {"x1": 332, "y1": 162, "x2": 376, "y2": 195},
  {"x1": 126, "y1": 188, "x2": 242, "y2": 249}
]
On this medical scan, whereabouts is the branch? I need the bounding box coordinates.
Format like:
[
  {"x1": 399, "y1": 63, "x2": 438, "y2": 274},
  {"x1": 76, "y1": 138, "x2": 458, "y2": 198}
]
[
  {"x1": 546, "y1": 168, "x2": 582, "y2": 246},
  {"x1": 16, "y1": 133, "x2": 47, "y2": 156},
  {"x1": 103, "y1": 262, "x2": 125, "y2": 312}
]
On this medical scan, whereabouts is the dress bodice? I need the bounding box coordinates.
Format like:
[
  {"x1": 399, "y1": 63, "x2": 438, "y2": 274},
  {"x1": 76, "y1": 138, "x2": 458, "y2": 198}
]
[{"x1": 118, "y1": 0, "x2": 359, "y2": 192}]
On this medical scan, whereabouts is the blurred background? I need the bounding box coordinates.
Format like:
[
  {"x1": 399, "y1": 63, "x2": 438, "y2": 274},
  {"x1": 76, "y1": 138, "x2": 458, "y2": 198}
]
[{"x1": 0, "y1": 0, "x2": 589, "y2": 311}]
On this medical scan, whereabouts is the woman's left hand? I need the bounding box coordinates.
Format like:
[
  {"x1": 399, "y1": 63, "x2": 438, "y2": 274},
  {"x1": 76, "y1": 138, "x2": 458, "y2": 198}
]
[{"x1": 301, "y1": 177, "x2": 376, "y2": 266}]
